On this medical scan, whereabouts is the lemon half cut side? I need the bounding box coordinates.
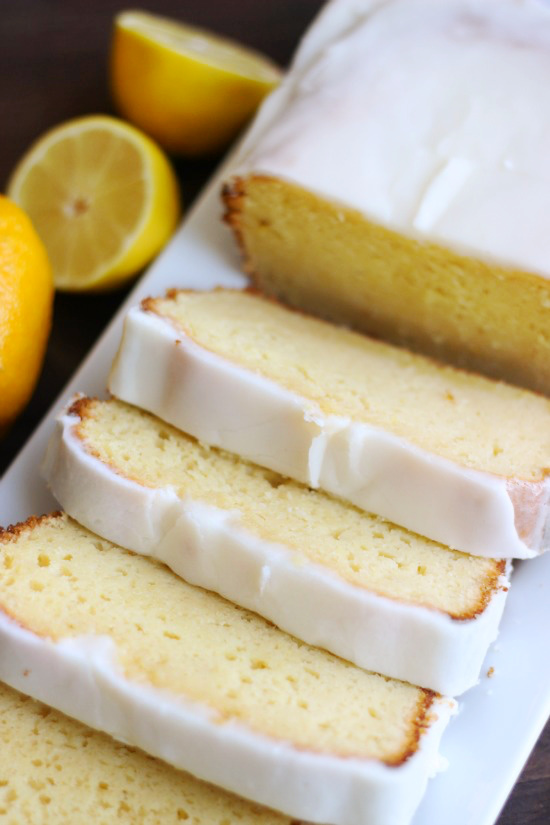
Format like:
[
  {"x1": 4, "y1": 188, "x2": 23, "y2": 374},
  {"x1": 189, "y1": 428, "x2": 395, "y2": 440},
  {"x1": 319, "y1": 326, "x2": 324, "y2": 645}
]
[
  {"x1": 7, "y1": 115, "x2": 181, "y2": 292},
  {"x1": 111, "y1": 10, "x2": 281, "y2": 156}
]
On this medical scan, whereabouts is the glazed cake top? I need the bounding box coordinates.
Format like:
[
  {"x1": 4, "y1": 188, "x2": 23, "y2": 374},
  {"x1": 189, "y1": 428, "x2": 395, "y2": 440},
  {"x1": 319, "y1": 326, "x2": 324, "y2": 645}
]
[{"x1": 234, "y1": 0, "x2": 550, "y2": 276}]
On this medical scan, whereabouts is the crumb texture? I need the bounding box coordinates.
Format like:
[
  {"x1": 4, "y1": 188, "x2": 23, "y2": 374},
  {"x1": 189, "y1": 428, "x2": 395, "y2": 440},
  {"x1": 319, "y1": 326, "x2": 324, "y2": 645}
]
[
  {"x1": 224, "y1": 161, "x2": 550, "y2": 394},
  {"x1": 151, "y1": 289, "x2": 550, "y2": 480},
  {"x1": 79, "y1": 398, "x2": 504, "y2": 618},
  {"x1": 0, "y1": 514, "x2": 436, "y2": 765},
  {"x1": 0, "y1": 680, "x2": 290, "y2": 824}
]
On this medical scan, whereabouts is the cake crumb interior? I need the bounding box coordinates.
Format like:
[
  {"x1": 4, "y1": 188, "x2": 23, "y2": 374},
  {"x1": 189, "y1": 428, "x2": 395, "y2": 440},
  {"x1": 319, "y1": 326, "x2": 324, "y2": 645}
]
[
  {"x1": 225, "y1": 175, "x2": 550, "y2": 397},
  {"x1": 150, "y1": 289, "x2": 550, "y2": 482},
  {"x1": 0, "y1": 681, "x2": 289, "y2": 824},
  {"x1": 0, "y1": 514, "x2": 435, "y2": 764},
  {"x1": 79, "y1": 399, "x2": 504, "y2": 620}
]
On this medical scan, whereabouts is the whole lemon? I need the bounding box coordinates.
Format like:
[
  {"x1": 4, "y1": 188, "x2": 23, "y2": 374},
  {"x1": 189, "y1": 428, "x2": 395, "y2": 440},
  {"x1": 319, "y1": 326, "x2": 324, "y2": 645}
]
[{"x1": 0, "y1": 196, "x2": 53, "y2": 434}]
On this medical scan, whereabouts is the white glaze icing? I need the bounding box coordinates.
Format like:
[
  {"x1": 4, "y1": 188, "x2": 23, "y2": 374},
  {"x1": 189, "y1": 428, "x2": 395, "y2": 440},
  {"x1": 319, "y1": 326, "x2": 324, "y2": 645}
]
[
  {"x1": 108, "y1": 305, "x2": 550, "y2": 558},
  {"x1": 43, "y1": 401, "x2": 510, "y2": 695},
  {"x1": 0, "y1": 588, "x2": 456, "y2": 825},
  {"x1": 232, "y1": 0, "x2": 550, "y2": 276}
]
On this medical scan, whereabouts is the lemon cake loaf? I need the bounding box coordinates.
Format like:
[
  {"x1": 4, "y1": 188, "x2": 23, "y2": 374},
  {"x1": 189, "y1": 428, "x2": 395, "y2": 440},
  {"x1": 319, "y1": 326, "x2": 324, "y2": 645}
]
[
  {"x1": 43, "y1": 396, "x2": 509, "y2": 695},
  {"x1": 108, "y1": 289, "x2": 550, "y2": 559},
  {"x1": 222, "y1": 0, "x2": 550, "y2": 395},
  {"x1": 0, "y1": 513, "x2": 455, "y2": 825},
  {"x1": 0, "y1": 681, "x2": 291, "y2": 825}
]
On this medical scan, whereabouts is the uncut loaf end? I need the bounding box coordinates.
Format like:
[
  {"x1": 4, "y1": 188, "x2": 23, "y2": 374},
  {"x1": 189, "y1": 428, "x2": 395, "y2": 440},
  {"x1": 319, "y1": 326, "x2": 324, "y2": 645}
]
[{"x1": 223, "y1": 0, "x2": 550, "y2": 396}]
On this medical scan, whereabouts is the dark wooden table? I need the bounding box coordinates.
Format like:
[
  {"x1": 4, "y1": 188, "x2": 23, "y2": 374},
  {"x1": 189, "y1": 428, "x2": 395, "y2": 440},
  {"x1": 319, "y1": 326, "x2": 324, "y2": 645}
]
[{"x1": 0, "y1": 2, "x2": 548, "y2": 823}]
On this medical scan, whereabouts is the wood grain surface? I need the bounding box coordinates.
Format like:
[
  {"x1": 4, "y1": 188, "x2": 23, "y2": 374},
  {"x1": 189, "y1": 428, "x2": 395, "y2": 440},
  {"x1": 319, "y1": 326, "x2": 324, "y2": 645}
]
[{"x1": 0, "y1": 2, "x2": 548, "y2": 823}]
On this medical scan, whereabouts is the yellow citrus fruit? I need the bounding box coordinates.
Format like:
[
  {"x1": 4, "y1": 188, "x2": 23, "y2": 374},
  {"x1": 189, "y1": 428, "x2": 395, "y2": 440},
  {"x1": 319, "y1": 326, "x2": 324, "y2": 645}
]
[
  {"x1": 0, "y1": 196, "x2": 53, "y2": 433},
  {"x1": 7, "y1": 115, "x2": 181, "y2": 292},
  {"x1": 110, "y1": 10, "x2": 281, "y2": 156}
]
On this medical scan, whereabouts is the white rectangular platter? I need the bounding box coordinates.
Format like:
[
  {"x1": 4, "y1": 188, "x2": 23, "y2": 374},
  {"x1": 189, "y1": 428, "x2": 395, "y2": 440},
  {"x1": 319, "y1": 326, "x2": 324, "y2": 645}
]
[{"x1": 0, "y1": 163, "x2": 549, "y2": 825}]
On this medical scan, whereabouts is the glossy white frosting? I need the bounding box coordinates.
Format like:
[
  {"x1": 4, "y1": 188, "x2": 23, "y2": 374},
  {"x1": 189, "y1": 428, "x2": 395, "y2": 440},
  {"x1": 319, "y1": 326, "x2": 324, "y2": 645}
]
[
  {"x1": 0, "y1": 589, "x2": 456, "y2": 825},
  {"x1": 108, "y1": 305, "x2": 550, "y2": 558},
  {"x1": 232, "y1": 0, "x2": 550, "y2": 276},
  {"x1": 43, "y1": 401, "x2": 510, "y2": 695}
]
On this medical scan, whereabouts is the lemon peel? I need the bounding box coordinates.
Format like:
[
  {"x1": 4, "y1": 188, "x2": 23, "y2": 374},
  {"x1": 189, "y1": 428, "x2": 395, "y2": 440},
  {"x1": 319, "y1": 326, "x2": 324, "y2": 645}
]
[{"x1": 0, "y1": 196, "x2": 53, "y2": 431}]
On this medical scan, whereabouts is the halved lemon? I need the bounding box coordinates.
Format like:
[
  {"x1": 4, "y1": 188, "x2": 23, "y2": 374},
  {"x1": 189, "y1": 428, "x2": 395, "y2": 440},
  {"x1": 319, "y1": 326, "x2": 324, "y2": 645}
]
[
  {"x1": 111, "y1": 10, "x2": 281, "y2": 156},
  {"x1": 6, "y1": 115, "x2": 181, "y2": 292}
]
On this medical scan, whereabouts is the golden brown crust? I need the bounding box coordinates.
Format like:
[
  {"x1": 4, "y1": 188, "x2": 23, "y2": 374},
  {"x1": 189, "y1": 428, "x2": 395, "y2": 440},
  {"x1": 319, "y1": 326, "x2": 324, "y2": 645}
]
[
  {"x1": 141, "y1": 294, "x2": 160, "y2": 312},
  {"x1": 0, "y1": 512, "x2": 64, "y2": 544},
  {"x1": 275, "y1": 685, "x2": 440, "y2": 766},
  {"x1": 221, "y1": 176, "x2": 258, "y2": 281},
  {"x1": 67, "y1": 394, "x2": 97, "y2": 422},
  {"x1": 69, "y1": 396, "x2": 165, "y2": 493},
  {"x1": 396, "y1": 690, "x2": 440, "y2": 767},
  {"x1": 459, "y1": 558, "x2": 507, "y2": 621},
  {"x1": 146, "y1": 285, "x2": 269, "y2": 311},
  {"x1": 68, "y1": 393, "x2": 118, "y2": 468}
]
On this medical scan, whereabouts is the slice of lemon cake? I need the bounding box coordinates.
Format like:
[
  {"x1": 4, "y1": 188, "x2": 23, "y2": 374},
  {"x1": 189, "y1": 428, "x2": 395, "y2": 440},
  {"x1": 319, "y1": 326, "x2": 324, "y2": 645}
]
[
  {"x1": 108, "y1": 289, "x2": 550, "y2": 559},
  {"x1": 0, "y1": 513, "x2": 455, "y2": 825},
  {"x1": 0, "y1": 681, "x2": 290, "y2": 825},
  {"x1": 43, "y1": 396, "x2": 509, "y2": 695},
  {"x1": 223, "y1": 0, "x2": 550, "y2": 395}
]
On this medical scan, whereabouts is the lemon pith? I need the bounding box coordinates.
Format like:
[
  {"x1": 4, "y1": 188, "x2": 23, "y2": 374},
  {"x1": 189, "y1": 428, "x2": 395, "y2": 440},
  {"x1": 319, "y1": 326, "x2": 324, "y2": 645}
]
[
  {"x1": 111, "y1": 10, "x2": 281, "y2": 156},
  {"x1": 7, "y1": 115, "x2": 181, "y2": 292}
]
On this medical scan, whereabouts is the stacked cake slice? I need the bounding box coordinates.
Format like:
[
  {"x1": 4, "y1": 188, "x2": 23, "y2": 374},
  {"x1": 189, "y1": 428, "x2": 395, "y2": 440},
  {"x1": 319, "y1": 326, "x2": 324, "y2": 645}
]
[
  {"x1": 43, "y1": 395, "x2": 508, "y2": 695},
  {"x1": 4, "y1": 283, "x2": 549, "y2": 823},
  {"x1": 2, "y1": 278, "x2": 545, "y2": 824},
  {"x1": 108, "y1": 289, "x2": 550, "y2": 559},
  {"x1": 0, "y1": 513, "x2": 454, "y2": 825}
]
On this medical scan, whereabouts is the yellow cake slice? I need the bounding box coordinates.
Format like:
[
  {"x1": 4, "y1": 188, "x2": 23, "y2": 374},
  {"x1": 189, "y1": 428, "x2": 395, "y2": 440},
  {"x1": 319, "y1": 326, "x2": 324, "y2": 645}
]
[
  {"x1": 108, "y1": 288, "x2": 550, "y2": 559},
  {"x1": 43, "y1": 396, "x2": 509, "y2": 695},
  {"x1": 0, "y1": 513, "x2": 455, "y2": 825},
  {"x1": 222, "y1": 0, "x2": 550, "y2": 395},
  {"x1": 0, "y1": 681, "x2": 290, "y2": 825}
]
